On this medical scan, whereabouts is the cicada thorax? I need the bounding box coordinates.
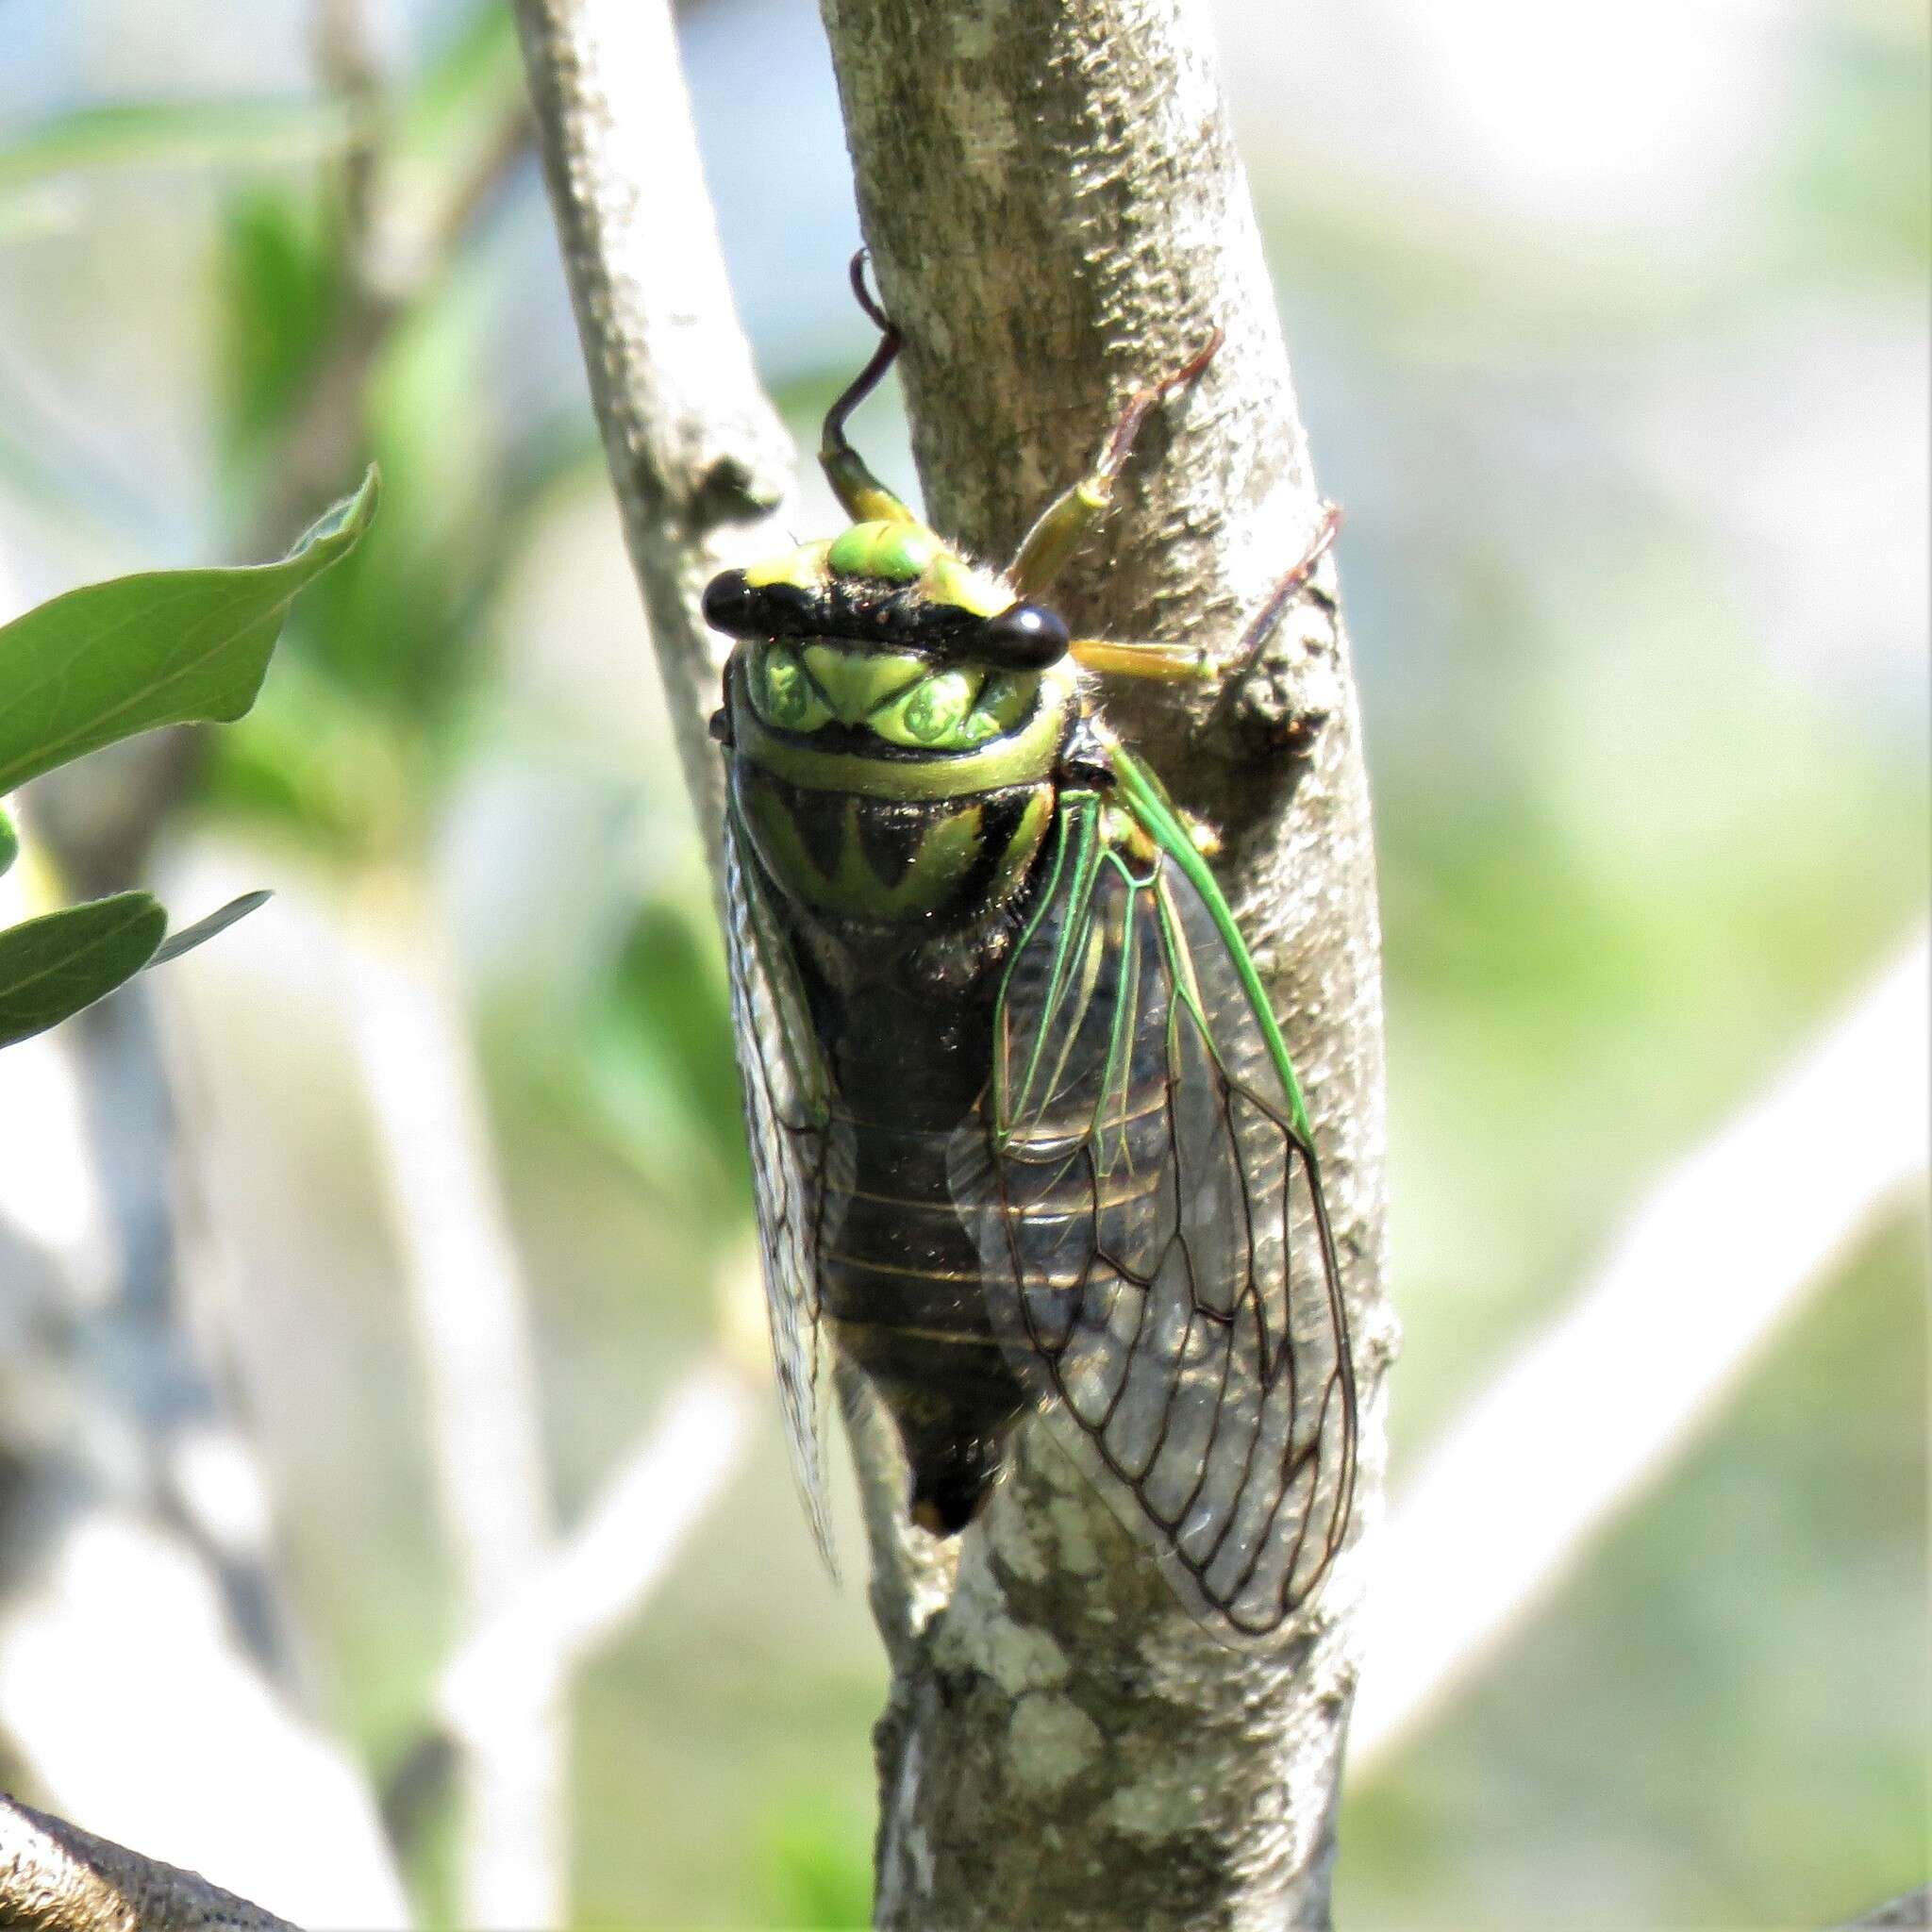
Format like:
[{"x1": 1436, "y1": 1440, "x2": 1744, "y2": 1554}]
[
  {"x1": 725, "y1": 675, "x2": 1064, "y2": 929},
  {"x1": 715, "y1": 534, "x2": 1088, "y2": 1531}
]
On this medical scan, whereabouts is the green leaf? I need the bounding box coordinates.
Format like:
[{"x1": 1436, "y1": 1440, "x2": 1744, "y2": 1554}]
[
  {"x1": 150, "y1": 890, "x2": 272, "y2": 967},
  {"x1": 0, "y1": 97, "x2": 366, "y2": 203},
  {"x1": 0, "y1": 887, "x2": 275, "y2": 1048},
  {"x1": 0, "y1": 466, "x2": 379, "y2": 795},
  {"x1": 0, "y1": 807, "x2": 15, "y2": 879},
  {"x1": 0, "y1": 891, "x2": 166, "y2": 1048}
]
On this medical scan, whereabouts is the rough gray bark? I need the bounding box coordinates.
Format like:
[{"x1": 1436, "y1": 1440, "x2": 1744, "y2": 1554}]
[
  {"x1": 0, "y1": 1798, "x2": 298, "y2": 1932},
  {"x1": 515, "y1": 1, "x2": 1391, "y2": 1925},
  {"x1": 818, "y1": 7, "x2": 1391, "y2": 1928}
]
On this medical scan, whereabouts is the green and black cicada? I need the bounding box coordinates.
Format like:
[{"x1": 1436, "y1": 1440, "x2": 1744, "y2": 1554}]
[{"x1": 703, "y1": 259, "x2": 1356, "y2": 1639}]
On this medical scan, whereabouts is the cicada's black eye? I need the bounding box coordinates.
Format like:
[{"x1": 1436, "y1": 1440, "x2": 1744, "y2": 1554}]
[
  {"x1": 981, "y1": 601, "x2": 1071, "y2": 669},
  {"x1": 702, "y1": 572, "x2": 816, "y2": 638},
  {"x1": 701, "y1": 571, "x2": 757, "y2": 636}
]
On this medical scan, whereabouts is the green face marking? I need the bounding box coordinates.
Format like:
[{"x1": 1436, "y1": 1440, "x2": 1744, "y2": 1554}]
[
  {"x1": 743, "y1": 522, "x2": 1012, "y2": 621},
  {"x1": 744, "y1": 642, "x2": 1041, "y2": 753},
  {"x1": 752, "y1": 644, "x2": 832, "y2": 731},
  {"x1": 894, "y1": 668, "x2": 975, "y2": 744},
  {"x1": 743, "y1": 541, "x2": 832, "y2": 592},
  {"x1": 799, "y1": 643, "x2": 928, "y2": 724},
  {"x1": 875, "y1": 667, "x2": 1034, "y2": 749},
  {"x1": 828, "y1": 520, "x2": 1011, "y2": 616}
]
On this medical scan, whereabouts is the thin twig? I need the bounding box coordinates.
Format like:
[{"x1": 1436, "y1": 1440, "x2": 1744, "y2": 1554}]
[
  {"x1": 511, "y1": 0, "x2": 798, "y2": 869},
  {"x1": 1350, "y1": 931, "x2": 1931, "y2": 1772},
  {"x1": 438, "y1": 1356, "x2": 756, "y2": 1744},
  {"x1": 261, "y1": 6, "x2": 531, "y2": 551},
  {"x1": 341, "y1": 875, "x2": 559, "y2": 1932}
]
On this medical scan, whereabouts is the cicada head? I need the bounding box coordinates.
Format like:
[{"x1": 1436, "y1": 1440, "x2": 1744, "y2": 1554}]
[{"x1": 702, "y1": 521, "x2": 1074, "y2": 753}]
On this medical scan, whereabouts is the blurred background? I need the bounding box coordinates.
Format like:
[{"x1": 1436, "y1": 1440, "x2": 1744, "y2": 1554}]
[{"x1": 0, "y1": 1, "x2": 1925, "y2": 1927}]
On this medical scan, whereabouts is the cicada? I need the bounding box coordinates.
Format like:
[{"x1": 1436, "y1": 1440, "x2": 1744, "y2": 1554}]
[{"x1": 702, "y1": 259, "x2": 1356, "y2": 1639}]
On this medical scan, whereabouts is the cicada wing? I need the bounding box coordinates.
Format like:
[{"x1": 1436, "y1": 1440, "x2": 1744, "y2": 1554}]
[
  {"x1": 724, "y1": 803, "x2": 848, "y2": 1578},
  {"x1": 952, "y1": 777, "x2": 1357, "y2": 1639}
]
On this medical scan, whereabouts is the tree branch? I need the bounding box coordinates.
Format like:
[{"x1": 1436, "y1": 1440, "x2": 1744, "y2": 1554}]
[
  {"x1": 0, "y1": 1796, "x2": 296, "y2": 1932},
  {"x1": 511, "y1": 0, "x2": 799, "y2": 863},
  {"x1": 816, "y1": 4, "x2": 1391, "y2": 1925},
  {"x1": 516, "y1": 2, "x2": 1390, "y2": 1924},
  {"x1": 341, "y1": 875, "x2": 558, "y2": 1932},
  {"x1": 436, "y1": 1356, "x2": 755, "y2": 1745}
]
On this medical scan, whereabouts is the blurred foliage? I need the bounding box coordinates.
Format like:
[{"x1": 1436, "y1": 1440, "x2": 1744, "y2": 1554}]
[
  {"x1": 758, "y1": 1793, "x2": 874, "y2": 1930},
  {"x1": 1341, "y1": 1224, "x2": 1930, "y2": 1928},
  {"x1": 201, "y1": 0, "x2": 568, "y2": 861},
  {"x1": 217, "y1": 185, "x2": 355, "y2": 484},
  {"x1": 0, "y1": 96, "x2": 364, "y2": 202},
  {"x1": 572, "y1": 900, "x2": 750, "y2": 1214},
  {"x1": 0, "y1": 470, "x2": 372, "y2": 1041},
  {"x1": 0, "y1": 0, "x2": 1924, "y2": 1924},
  {"x1": 1779, "y1": 23, "x2": 1932, "y2": 282}
]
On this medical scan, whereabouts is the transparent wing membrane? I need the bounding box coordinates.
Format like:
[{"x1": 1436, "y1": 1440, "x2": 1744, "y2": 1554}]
[
  {"x1": 724, "y1": 807, "x2": 848, "y2": 1577},
  {"x1": 952, "y1": 785, "x2": 1357, "y2": 1638}
]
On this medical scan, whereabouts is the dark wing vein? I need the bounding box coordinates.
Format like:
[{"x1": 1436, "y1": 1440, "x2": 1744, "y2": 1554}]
[{"x1": 952, "y1": 788, "x2": 1357, "y2": 1638}]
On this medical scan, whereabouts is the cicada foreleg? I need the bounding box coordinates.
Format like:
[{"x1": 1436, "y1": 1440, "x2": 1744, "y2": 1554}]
[
  {"x1": 821, "y1": 252, "x2": 919, "y2": 526},
  {"x1": 1070, "y1": 503, "x2": 1342, "y2": 691},
  {"x1": 1221, "y1": 501, "x2": 1341, "y2": 691},
  {"x1": 1068, "y1": 638, "x2": 1215, "y2": 681},
  {"x1": 1008, "y1": 329, "x2": 1224, "y2": 599}
]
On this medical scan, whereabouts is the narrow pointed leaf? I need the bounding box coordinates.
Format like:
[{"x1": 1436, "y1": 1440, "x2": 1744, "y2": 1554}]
[
  {"x1": 0, "y1": 465, "x2": 379, "y2": 795},
  {"x1": 149, "y1": 890, "x2": 273, "y2": 968},
  {"x1": 0, "y1": 807, "x2": 15, "y2": 879},
  {"x1": 0, "y1": 891, "x2": 166, "y2": 1048}
]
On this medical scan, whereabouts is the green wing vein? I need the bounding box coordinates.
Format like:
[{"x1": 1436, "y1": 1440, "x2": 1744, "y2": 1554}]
[{"x1": 951, "y1": 770, "x2": 1357, "y2": 1638}]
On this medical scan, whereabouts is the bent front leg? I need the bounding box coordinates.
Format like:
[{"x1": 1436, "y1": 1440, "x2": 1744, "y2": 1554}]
[{"x1": 1008, "y1": 330, "x2": 1224, "y2": 599}]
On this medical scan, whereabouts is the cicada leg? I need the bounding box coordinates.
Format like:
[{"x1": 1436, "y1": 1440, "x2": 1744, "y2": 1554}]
[
  {"x1": 1008, "y1": 329, "x2": 1224, "y2": 598},
  {"x1": 1068, "y1": 638, "x2": 1213, "y2": 680},
  {"x1": 1222, "y1": 501, "x2": 1341, "y2": 690},
  {"x1": 821, "y1": 252, "x2": 919, "y2": 526},
  {"x1": 1070, "y1": 503, "x2": 1342, "y2": 689}
]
